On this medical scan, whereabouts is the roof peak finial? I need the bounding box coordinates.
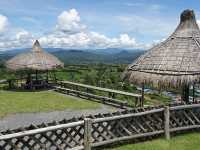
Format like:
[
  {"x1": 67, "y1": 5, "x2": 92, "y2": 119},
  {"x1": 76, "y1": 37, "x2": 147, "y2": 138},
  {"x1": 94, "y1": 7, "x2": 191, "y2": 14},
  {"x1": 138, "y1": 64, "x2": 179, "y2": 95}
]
[
  {"x1": 180, "y1": 9, "x2": 195, "y2": 22},
  {"x1": 32, "y1": 40, "x2": 42, "y2": 52},
  {"x1": 33, "y1": 40, "x2": 40, "y2": 46}
]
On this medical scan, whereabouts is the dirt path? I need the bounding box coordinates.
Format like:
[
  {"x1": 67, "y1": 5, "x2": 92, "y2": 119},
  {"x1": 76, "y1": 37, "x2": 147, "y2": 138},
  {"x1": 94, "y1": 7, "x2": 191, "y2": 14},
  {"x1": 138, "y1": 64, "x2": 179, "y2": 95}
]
[{"x1": 0, "y1": 104, "x2": 119, "y2": 131}]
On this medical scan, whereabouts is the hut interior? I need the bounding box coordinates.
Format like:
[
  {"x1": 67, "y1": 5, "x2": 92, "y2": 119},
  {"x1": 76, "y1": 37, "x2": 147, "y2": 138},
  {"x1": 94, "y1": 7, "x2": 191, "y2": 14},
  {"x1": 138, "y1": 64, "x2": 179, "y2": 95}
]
[
  {"x1": 6, "y1": 40, "x2": 64, "y2": 90},
  {"x1": 123, "y1": 9, "x2": 200, "y2": 103}
]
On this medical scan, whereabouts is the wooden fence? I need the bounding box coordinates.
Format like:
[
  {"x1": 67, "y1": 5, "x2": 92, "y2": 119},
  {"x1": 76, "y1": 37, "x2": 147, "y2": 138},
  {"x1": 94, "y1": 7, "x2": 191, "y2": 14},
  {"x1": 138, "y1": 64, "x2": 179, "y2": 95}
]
[
  {"x1": 0, "y1": 103, "x2": 200, "y2": 150},
  {"x1": 54, "y1": 86, "x2": 131, "y2": 109},
  {"x1": 53, "y1": 80, "x2": 142, "y2": 108}
]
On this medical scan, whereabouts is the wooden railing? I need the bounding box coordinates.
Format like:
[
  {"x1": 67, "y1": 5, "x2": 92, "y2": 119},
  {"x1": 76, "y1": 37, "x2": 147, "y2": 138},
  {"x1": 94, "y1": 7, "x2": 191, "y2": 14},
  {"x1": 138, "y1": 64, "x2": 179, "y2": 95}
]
[
  {"x1": 53, "y1": 80, "x2": 142, "y2": 108},
  {"x1": 54, "y1": 86, "x2": 131, "y2": 109},
  {"x1": 0, "y1": 103, "x2": 200, "y2": 149},
  {"x1": 0, "y1": 80, "x2": 7, "y2": 84},
  {"x1": 1, "y1": 79, "x2": 143, "y2": 107}
]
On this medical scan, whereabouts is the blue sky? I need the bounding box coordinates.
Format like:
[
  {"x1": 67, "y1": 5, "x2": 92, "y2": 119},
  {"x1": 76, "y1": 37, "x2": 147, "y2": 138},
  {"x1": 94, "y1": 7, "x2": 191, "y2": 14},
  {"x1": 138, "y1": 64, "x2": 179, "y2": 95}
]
[{"x1": 0, "y1": 0, "x2": 200, "y2": 50}]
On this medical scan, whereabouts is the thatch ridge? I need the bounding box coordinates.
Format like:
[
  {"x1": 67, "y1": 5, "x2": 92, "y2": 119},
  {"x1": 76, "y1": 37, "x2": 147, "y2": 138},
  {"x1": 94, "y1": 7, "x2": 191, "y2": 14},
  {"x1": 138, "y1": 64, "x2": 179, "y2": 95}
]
[
  {"x1": 6, "y1": 40, "x2": 64, "y2": 71},
  {"x1": 123, "y1": 9, "x2": 200, "y2": 88}
]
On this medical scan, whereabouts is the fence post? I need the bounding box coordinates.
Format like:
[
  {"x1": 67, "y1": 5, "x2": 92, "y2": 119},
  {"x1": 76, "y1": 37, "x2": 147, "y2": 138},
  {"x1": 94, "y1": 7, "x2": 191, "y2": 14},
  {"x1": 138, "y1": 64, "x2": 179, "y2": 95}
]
[
  {"x1": 164, "y1": 106, "x2": 170, "y2": 140},
  {"x1": 84, "y1": 118, "x2": 92, "y2": 150}
]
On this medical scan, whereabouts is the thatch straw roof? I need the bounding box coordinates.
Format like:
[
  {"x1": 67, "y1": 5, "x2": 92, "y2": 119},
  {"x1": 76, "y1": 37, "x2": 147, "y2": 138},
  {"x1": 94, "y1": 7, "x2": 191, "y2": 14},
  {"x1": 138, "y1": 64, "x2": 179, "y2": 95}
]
[
  {"x1": 123, "y1": 9, "x2": 200, "y2": 88},
  {"x1": 6, "y1": 40, "x2": 64, "y2": 71}
]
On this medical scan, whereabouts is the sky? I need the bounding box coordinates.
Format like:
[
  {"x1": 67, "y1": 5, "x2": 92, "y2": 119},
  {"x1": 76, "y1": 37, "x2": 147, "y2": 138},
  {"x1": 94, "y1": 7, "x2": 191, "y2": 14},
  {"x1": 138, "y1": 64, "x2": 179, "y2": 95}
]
[{"x1": 0, "y1": 0, "x2": 200, "y2": 50}]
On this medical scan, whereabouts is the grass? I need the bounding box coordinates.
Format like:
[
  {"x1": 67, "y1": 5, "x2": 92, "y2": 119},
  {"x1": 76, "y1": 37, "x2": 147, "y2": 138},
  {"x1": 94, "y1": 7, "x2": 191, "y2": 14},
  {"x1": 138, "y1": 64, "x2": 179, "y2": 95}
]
[
  {"x1": 145, "y1": 94, "x2": 171, "y2": 106},
  {"x1": 0, "y1": 90, "x2": 100, "y2": 117},
  {"x1": 105, "y1": 133, "x2": 200, "y2": 150}
]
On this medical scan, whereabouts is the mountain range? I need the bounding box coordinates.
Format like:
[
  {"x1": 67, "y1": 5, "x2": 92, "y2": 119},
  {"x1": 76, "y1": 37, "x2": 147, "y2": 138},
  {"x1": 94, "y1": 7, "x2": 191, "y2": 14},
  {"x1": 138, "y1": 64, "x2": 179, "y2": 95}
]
[{"x1": 0, "y1": 48, "x2": 145, "y2": 65}]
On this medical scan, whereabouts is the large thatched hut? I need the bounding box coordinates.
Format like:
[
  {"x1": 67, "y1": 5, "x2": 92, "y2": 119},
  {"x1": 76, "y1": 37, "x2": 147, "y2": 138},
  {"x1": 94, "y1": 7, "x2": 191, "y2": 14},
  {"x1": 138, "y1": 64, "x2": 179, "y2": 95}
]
[
  {"x1": 123, "y1": 9, "x2": 200, "y2": 103},
  {"x1": 6, "y1": 40, "x2": 64, "y2": 89}
]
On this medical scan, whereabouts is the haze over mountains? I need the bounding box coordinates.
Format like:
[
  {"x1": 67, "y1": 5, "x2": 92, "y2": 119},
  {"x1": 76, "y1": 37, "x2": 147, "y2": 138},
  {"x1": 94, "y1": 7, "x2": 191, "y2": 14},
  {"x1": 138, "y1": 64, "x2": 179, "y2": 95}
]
[{"x1": 0, "y1": 48, "x2": 145, "y2": 64}]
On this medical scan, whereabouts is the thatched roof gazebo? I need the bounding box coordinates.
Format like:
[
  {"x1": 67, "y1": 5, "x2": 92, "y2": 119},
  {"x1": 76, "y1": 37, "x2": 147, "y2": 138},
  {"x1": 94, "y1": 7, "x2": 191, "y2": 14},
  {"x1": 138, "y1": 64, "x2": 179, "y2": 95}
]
[
  {"x1": 6, "y1": 40, "x2": 64, "y2": 89},
  {"x1": 123, "y1": 9, "x2": 200, "y2": 103},
  {"x1": 6, "y1": 40, "x2": 64, "y2": 71}
]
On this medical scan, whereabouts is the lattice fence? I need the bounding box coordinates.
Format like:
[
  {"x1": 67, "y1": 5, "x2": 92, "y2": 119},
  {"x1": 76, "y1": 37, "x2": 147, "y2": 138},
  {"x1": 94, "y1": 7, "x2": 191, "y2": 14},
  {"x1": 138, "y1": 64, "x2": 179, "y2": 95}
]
[
  {"x1": 170, "y1": 105, "x2": 200, "y2": 132},
  {"x1": 0, "y1": 103, "x2": 200, "y2": 150},
  {"x1": 91, "y1": 108, "x2": 164, "y2": 148},
  {"x1": 0, "y1": 121, "x2": 85, "y2": 150}
]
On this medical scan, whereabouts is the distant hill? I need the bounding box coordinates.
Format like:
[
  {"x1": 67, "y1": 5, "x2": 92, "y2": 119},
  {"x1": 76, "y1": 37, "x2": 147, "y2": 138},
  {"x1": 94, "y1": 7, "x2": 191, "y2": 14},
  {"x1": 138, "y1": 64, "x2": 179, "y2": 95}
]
[
  {"x1": 51, "y1": 49, "x2": 145, "y2": 64},
  {"x1": 0, "y1": 48, "x2": 146, "y2": 65}
]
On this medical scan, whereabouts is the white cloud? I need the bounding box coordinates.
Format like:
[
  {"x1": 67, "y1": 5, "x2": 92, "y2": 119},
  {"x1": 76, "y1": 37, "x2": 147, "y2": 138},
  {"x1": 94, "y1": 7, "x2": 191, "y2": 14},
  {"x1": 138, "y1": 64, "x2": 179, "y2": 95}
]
[
  {"x1": 0, "y1": 14, "x2": 34, "y2": 50},
  {"x1": 0, "y1": 9, "x2": 148, "y2": 50},
  {"x1": 16, "y1": 30, "x2": 32, "y2": 40},
  {"x1": 39, "y1": 31, "x2": 144, "y2": 49},
  {"x1": 124, "y1": 2, "x2": 143, "y2": 7},
  {"x1": 15, "y1": 30, "x2": 34, "y2": 46},
  {"x1": 124, "y1": 3, "x2": 163, "y2": 11},
  {"x1": 117, "y1": 16, "x2": 132, "y2": 22},
  {"x1": 0, "y1": 30, "x2": 34, "y2": 50},
  {"x1": 21, "y1": 16, "x2": 38, "y2": 24},
  {"x1": 56, "y1": 9, "x2": 86, "y2": 34},
  {"x1": 88, "y1": 32, "x2": 139, "y2": 49},
  {"x1": 39, "y1": 31, "x2": 90, "y2": 48},
  {"x1": 116, "y1": 15, "x2": 174, "y2": 37},
  {"x1": 149, "y1": 4, "x2": 163, "y2": 11},
  {"x1": 39, "y1": 9, "x2": 144, "y2": 49},
  {"x1": 0, "y1": 14, "x2": 8, "y2": 33}
]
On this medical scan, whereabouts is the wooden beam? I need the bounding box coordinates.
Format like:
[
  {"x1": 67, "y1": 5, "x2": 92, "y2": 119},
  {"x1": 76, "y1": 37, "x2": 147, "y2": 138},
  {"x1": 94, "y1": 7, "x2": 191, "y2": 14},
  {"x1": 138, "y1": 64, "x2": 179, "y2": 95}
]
[
  {"x1": 182, "y1": 84, "x2": 190, "y2": 103},
  {"x1": 141, "y1": 83, "x2": 145, "y2": 107},
  {"x1": 193, "y1": 83, "x2": 195, "y2": 102},
  {"x1": 0, "y1": 121, "x2": 84, "y2": 140},
  {"x1": 60, "y1": 80, "x2": 141, "y2": 98},
  {"x1": 164, "y1": 106, "x2": 170, "y2": 140},
  {"x1": 84, "y1": 118, "x2": 92, "y2": 150}
]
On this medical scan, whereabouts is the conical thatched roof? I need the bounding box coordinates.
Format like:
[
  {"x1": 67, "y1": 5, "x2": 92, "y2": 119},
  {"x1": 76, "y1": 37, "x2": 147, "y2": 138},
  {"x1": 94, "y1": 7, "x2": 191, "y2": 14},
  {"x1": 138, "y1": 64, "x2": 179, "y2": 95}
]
[
  {"x1": 6, "y1": 40, "x2": 64, "y2": 71},
  {"x1": 123, "y1": 9, "x2": 200, "y2": 88}
]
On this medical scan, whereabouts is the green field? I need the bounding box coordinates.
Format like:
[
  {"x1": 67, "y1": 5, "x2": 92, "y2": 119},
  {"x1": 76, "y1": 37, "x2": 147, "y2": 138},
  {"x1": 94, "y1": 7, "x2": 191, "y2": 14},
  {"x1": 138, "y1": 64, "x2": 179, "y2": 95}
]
[
  {"x1": 105, "y1": 133, "x2": 200, "y2": 150},
  {"x1": 0, "y1": 90, "x2": 100, "y2": 117}
]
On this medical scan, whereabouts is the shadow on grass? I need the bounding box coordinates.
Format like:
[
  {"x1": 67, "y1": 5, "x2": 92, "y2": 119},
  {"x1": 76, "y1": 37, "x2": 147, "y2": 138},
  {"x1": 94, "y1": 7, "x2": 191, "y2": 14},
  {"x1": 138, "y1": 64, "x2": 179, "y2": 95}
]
[{"x1": 0, "y1": 85, "x2": 54, "y2": 92}]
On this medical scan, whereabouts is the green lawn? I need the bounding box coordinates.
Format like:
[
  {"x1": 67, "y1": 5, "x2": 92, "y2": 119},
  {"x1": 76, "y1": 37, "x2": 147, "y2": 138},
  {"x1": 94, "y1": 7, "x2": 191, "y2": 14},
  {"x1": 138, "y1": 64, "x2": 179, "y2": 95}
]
[
  {"x1": 0, "y1": 90, "x2": 100, "y2": 117},
  {"x1": 105, "y1": 133, "x2": 200, "y2": 150}
]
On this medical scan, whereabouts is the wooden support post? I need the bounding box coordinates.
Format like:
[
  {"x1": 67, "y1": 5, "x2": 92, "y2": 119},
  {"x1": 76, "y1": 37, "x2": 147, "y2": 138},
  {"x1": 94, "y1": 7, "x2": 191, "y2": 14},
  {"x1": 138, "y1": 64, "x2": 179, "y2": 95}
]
[
  {"x1": 185, "y1": 85, "x2": 189, "y2": 103},
  {"x1": 141, "y1": 83, "x2": 144, "y2": 107},
  {"x1": 108, "y1": 92, "x2": 111, "y2": 98},
  {"x1": 164, "y1": 106, "x2": 170, "y2": 140},
  {"x1": 60, "y1": 82, "x2": 63, "y2": 87},
  {"x1": 53, "y1": 71, "x2": 57, "y2": 83},
  {"x1": 46, "y1": 70, "x2": 49, "y2": 83},
  {"x1": 134, "y1": 98, "x2": 138, "y2": 107},
  {"x1": 35, "y1": 70, "x2": 38, "y2": 81},
  {"x1": 182, "y1": 84, "x2": 189, "y2": 103},
  {"x1": 112, "y1": 93, "x2": 115, "y2": 99},
  {"x1": 84, "y1": 118, "x2": 92, "y2": 150},
  {"x1": 193, "y1": 83, "x2": 195, "y2": 102},
  {"x1": 8, "y1": 80, "x2": 12, "y2": 89}
]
